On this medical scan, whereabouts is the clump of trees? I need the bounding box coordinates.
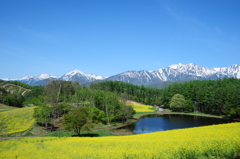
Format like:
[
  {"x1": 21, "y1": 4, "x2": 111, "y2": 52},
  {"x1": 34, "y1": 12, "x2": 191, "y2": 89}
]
[
  {"x1": 0, "y1": 88, "x2": 25, "y2": 107},
  {"x1": 63, "y1": 107, "x2": 92, "y2": 136},
  {"x1": 169, "y1": 94, "x2": 193, "y2": 112},
  {"x1": 90, "y1": 81, "x2": 163, "y2": 105},
  {"x1": 161, "y1": 78, "x2": 240, "y2": 117},
  {"x1": 170, "y1": 94, "x2": 185, "y2": 112},
  {"x1": 30, "y1": 80, "x2": 135, "y2": 133},
  {"x1": 0, "y1": 81, "x2": 26, "y2": 107}
]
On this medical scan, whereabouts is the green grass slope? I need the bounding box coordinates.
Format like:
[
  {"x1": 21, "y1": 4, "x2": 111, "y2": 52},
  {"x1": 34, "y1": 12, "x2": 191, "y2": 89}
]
[{"x1": 0, "y1": 107, "x2": 36, "y2": 135}]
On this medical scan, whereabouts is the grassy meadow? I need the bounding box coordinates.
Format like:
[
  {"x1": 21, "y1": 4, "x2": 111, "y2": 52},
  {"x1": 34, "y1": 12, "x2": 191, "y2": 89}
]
[
  {"x1": 0, "y1": 107, "x2": 35, "y2": 135},
  {"x1": 0, "y1": 122, "x2": 239, "y2": 159},
  {"x1": 129, "y1": 103, "x2": 155, "y2": 113}
]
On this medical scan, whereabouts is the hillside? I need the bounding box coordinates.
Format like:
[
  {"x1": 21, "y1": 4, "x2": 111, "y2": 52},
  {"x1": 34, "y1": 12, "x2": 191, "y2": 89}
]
[
  {"x1": 0, "y1": 81, "x2": 31, "y2": 96},
  {"x1": 0, "y1": 81, "x2": 45, "y2": 108},
  {"x1": 0, "y1": 106, "x2": 36, "y2": 135}
]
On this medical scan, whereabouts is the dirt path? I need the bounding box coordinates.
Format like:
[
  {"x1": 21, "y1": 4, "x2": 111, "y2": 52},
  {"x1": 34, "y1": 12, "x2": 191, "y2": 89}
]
[
  {"x1": 21, "y1": 89, "x2": 31, "y2": 96},
  {"x1": 0, "y1": 136, "x2": 39, "y2": 140}
]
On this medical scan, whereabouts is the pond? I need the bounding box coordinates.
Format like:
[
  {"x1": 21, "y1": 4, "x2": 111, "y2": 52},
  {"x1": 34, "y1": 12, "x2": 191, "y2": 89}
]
[{"x1": 121, "y1": 114, "x2": 231, "y2": 134}]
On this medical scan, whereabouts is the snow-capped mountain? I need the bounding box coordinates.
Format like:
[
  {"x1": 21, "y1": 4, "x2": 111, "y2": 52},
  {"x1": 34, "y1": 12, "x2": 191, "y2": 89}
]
[
  {"x1": 104, "y1": 70, "x2": 157, "y2": 85},
  {"x1": 2, "y1": 70, "x2": 107, "y2": 86},
  {"x1": 4, "y1": 74, "x2": 59, "y2": 86},
  {"x1": 2, "y1": 63, "x2": 240, "y2": 86},
  {"x1": 58, "y1": 69, "x2": 107, "y2": 84},
  {"x1": 105, "y1": 63, "x2": 240, "y2": 85}
]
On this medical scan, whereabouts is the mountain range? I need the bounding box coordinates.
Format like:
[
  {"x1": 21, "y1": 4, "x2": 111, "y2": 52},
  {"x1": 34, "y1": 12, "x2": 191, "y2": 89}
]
[{"x1": 2, "y1": 63, "x2": 240, "y2": 86}]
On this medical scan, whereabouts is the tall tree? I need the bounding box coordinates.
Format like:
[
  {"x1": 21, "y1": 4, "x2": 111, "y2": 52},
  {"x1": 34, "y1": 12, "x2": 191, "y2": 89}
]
[
  {"x1": 63, "y1": 107, "x2": 91, "y2": 136},
  {"x1": 170, "y1": 94, "x2": 185, "y2": 111}
]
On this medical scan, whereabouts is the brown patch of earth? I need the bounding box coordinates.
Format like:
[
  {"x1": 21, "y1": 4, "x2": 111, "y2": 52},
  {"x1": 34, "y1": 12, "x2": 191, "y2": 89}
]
[
  {"x1": 0, "y1": 103, "x2": 17, "y2": 109},
  {"x1": 55, "y1": 117, "x2": 64, "y2": 131},
  {"x1": 126, "y1": 100, "x2": 145, "y2": 105},
  {"x1": 24, "y1": 125, "x2": 47, "y2": 136},
  {"x1": 110, "y1": 129, "x2": 133, "y2": 135}
]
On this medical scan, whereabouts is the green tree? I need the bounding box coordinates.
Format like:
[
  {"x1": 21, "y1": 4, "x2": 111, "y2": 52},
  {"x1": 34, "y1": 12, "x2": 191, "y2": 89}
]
[
  {"x1": 32, "y1": 96, "x2": 51, "y2": 128},
  {"x1": 126, "y1": 105, "x2": 135, "y2": 118},
  {"x1": 63, "y1": 107, "x2": 91, "y2": 136},
  {"x1": 228, "y1": 108, "x2": 237, "y2": 119},
  {"x1": 170, "y1": 94, "x2": 185, "y2": 111},
  {"x1": 184, "y1": 99, "x2": 194, "y2": 113}
]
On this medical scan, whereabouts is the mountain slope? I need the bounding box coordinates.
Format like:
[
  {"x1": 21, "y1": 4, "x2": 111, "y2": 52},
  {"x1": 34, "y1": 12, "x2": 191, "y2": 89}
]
[{"x1": 58, "y1": 69, "x2": 107, "y2": 84}]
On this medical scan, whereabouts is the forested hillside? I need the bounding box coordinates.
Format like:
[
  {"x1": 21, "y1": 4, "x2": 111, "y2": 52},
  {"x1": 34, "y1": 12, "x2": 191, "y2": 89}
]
[
  {"x1": 161, "y1": 78, "x2": 240, "y2": 117},
  {"x1": 90, "y1": 81, "x2": 163, "y2": 105},
  {"x1": 0, "y1": 80, "x2": 44, "y2": 107},
  {"x1": 90, "y1": 79, "x2": 240, "y2": 118}
]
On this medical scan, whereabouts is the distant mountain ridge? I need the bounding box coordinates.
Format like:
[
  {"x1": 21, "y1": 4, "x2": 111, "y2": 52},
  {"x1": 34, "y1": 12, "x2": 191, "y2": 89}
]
[
  {"x1": 2, "y1": 63, "x2": 240, "y2": 86},
  {"x1": 2, "y1": 70, "x2": 108, "y2": 86},
  {"x1": 105, "y1": 63, "x2": 240, "y2": 85}
]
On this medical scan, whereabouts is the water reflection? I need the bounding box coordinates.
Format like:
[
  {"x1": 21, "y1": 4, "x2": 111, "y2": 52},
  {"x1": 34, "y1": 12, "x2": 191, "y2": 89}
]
[{"x1": 121, "y1": 114, "x2": 230, "y2": 134}]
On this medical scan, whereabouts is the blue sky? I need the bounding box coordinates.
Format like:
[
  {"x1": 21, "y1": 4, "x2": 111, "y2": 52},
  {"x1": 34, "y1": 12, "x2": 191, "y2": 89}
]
[{"x1": 1, "y1": 0, "x2": 240, "y2": 79}]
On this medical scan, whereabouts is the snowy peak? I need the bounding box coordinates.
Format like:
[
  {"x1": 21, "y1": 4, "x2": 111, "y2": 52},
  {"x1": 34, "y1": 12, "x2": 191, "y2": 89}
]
[
  {"x1": 165, "y1": 63, "x2": 214, "y2": 77},
  {"x1": 59, "y1": 70, "x2": 107, "y2": 83},
  {"x1": 212, "y1": 64, "x2": 240, "y2": 79},
  {"x1": 18, "y1": 74, "x2": 56, "y2": 81},
  {"x1": 19, "y1": 74, "x2": 52, "y2": 81},
  {"x1": 63, "y1": 69, "x2": 107, "y2": 80},
  {"x1": 169, "y1": 63, "x2": 186, "y2": 69},
  {"x1": 65, "y1": 69, "x2": 85, "y2": 76}
]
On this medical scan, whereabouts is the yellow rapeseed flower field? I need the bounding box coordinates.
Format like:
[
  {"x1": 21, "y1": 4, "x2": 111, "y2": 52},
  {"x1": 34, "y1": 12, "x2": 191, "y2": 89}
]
[
  {"x1": 0, "y1": 107, "x2": 36, "y2": 135},
  {"x1": 129, "y1": 104, "x2": 155, "y2": 113},
  {"x1": 0, "y1": 122, "x2": 239, "y2": 158}
]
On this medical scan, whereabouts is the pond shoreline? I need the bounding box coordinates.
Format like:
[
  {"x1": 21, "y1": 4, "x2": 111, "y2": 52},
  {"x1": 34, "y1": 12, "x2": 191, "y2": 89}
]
[
  {"x1": 92, "y1": 111, "x2": 234, "y2": 131},
  {"x1": 1, "y1": 111, "x2": 237, "y2": 140},
  {"x1": 119, "y1": 112, "x2": 236, "y2": 134}
]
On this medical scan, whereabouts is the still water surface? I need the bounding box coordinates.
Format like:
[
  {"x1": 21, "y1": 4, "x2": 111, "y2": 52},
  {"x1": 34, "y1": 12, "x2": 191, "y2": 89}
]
[{"x1": 122, "y1": 114, "x2": 231, "y2": 134}]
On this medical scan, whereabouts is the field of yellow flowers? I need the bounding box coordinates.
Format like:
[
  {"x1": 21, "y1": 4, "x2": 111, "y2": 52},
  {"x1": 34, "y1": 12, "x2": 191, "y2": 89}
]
[
  {"x1": 0, "y1": 122, "x2": 239, "y2": 159},
  {"x1": 0, "y1": 107, "x2": 35, "y2": 135},
  {"x1": 129, "y1": 104, "x2": 155, "y2": 113}
]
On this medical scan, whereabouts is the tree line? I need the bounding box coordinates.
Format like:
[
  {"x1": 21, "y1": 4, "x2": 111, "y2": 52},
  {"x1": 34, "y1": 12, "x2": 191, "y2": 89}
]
[
  {"x1": 161, "y1": 78, "x2": 240, "y2": 118},
  {"x1": 90, "y1": 81, "x2": 163, "y2": 105},
  {"x1": 90, "y1": 79, "x2": 240, "y2": 118}
]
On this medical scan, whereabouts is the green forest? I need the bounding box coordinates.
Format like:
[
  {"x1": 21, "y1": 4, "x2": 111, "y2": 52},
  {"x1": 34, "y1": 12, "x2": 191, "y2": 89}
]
[{"x1": 90, "y1": 79, "x2": 240, "y2": 118}]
